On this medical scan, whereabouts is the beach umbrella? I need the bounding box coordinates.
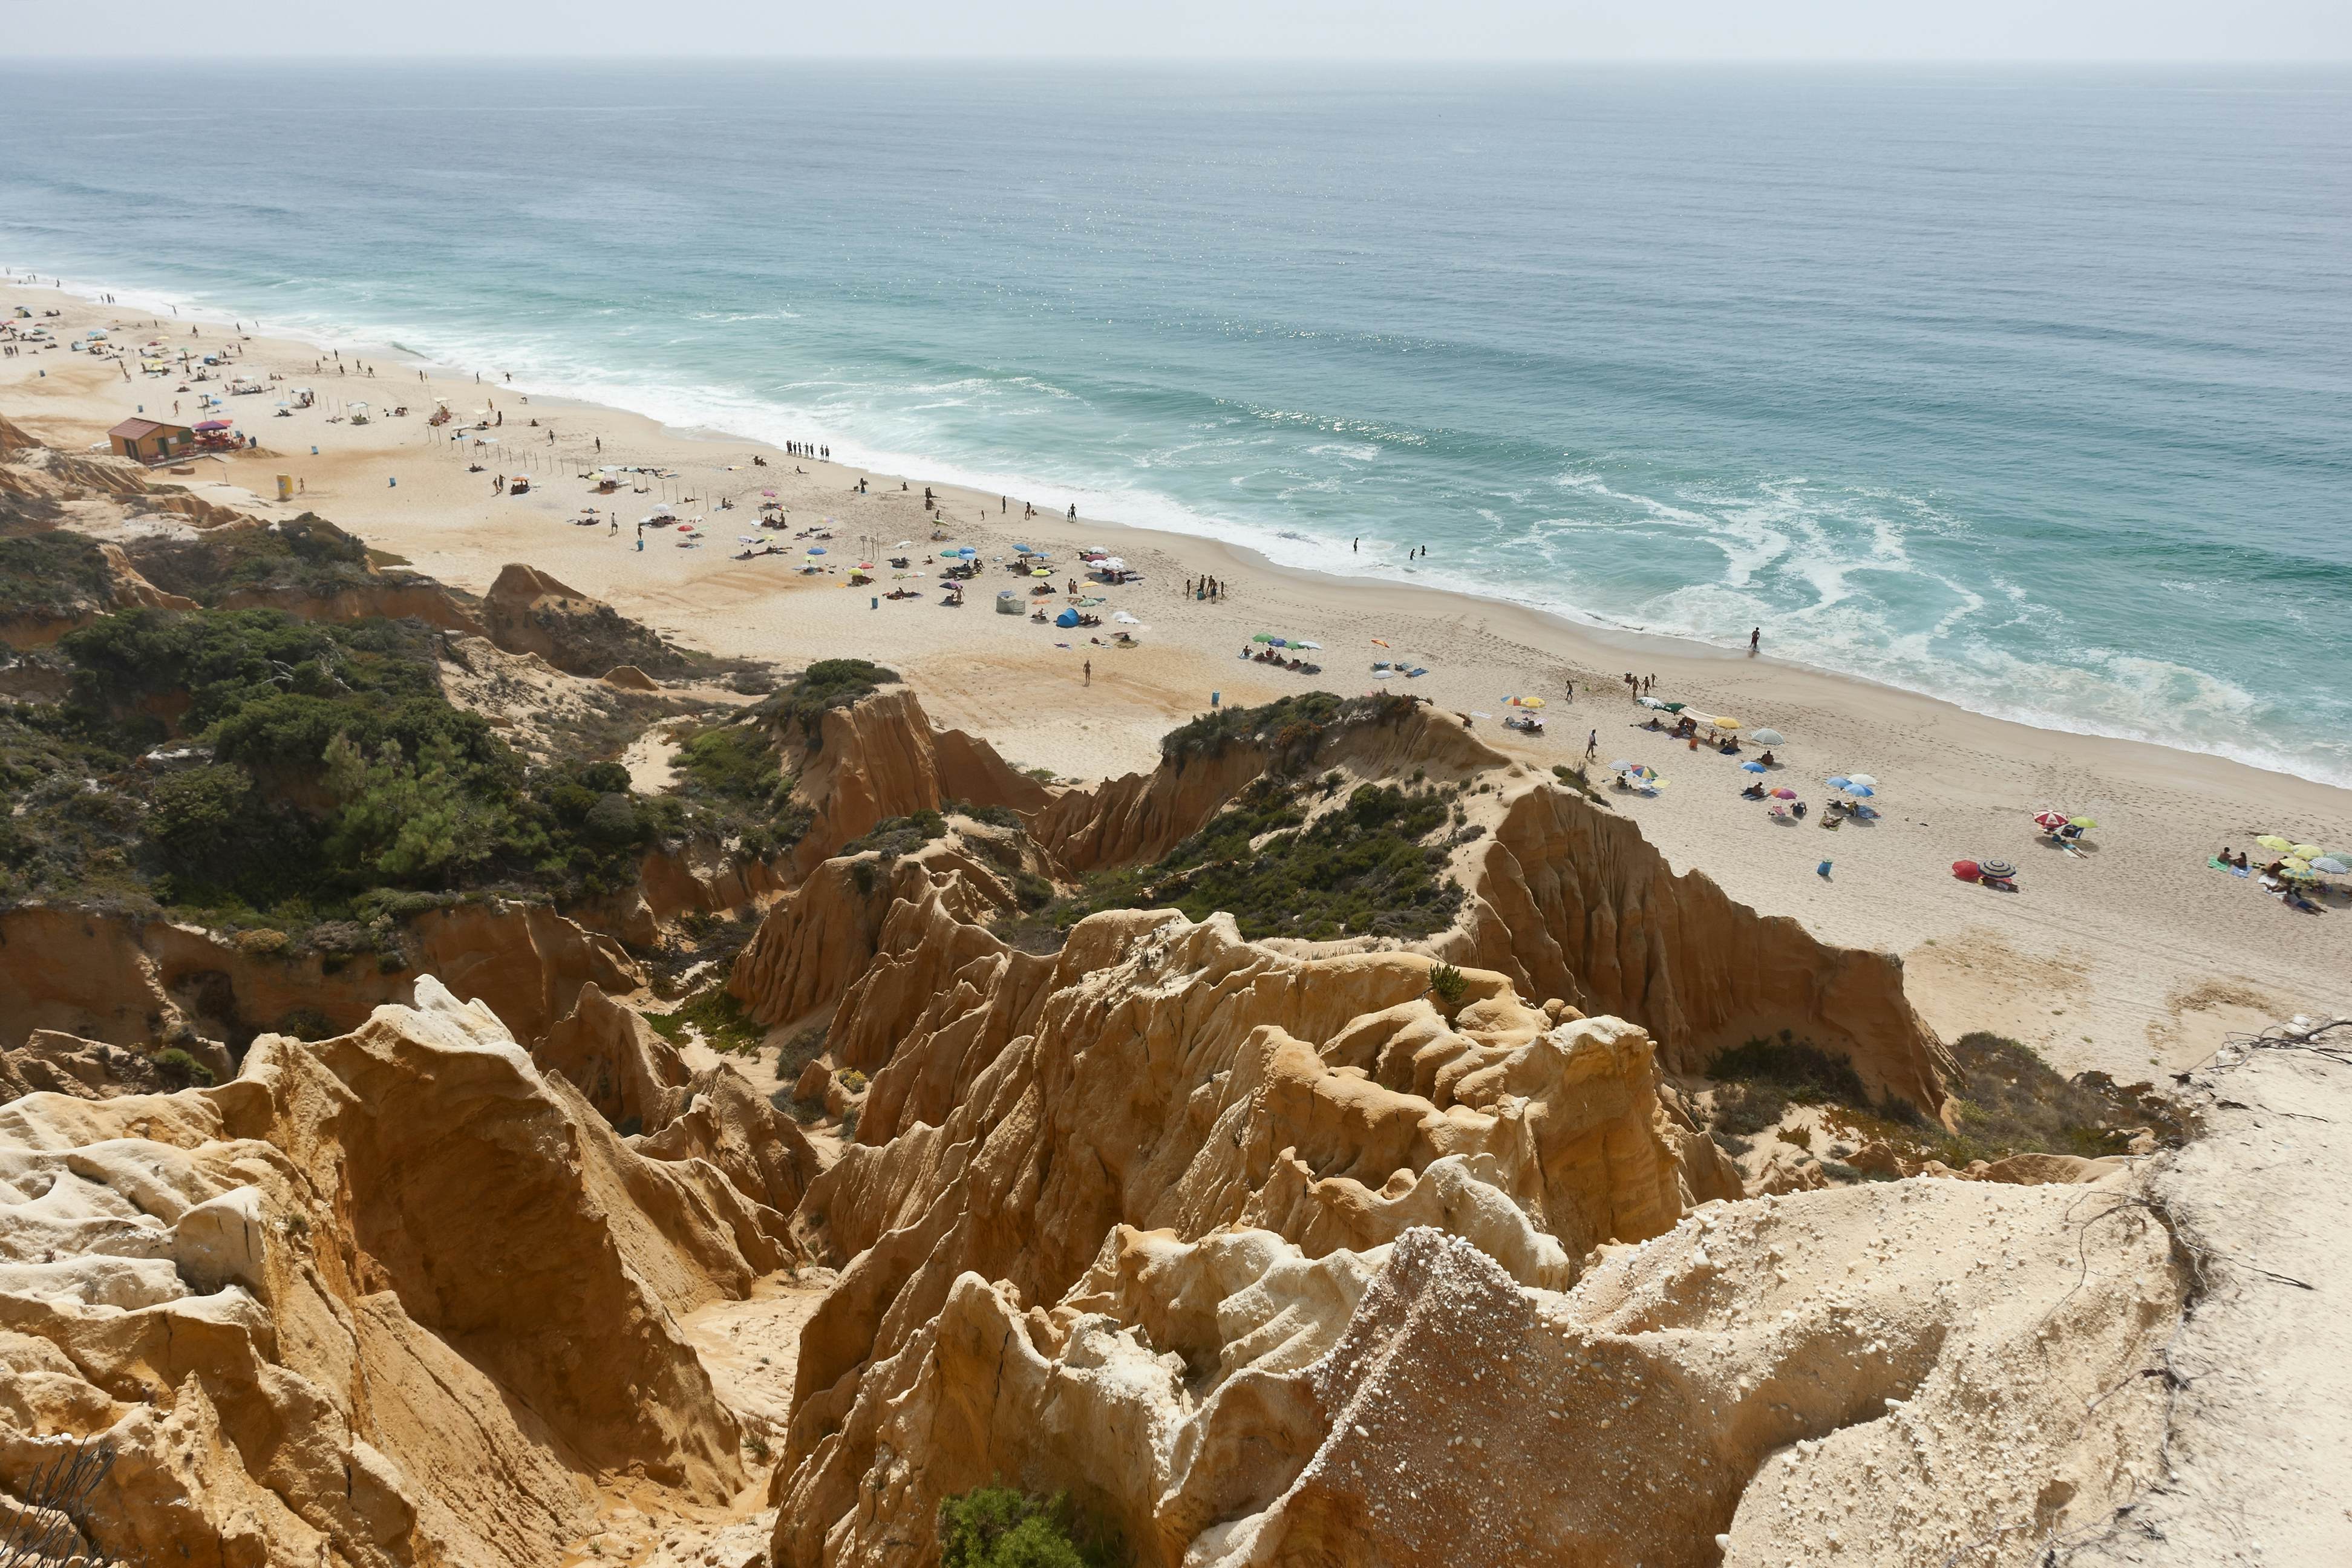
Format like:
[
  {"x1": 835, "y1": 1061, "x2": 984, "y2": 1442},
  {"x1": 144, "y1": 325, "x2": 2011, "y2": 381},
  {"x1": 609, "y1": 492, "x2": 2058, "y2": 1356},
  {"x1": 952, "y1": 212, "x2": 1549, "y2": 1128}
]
[
  {"x1": 1637, "y1": 696, "x2": 1669, "y2": 710},
  {"x1": 806, "y1": 547, "x2": 826, "y2": 555},
  {"x1": 1825, "y1": 776, "x2": 1853, "y2": 791},
  {"x1": 1845, "y1": 784, "x2": 1877, "y2": 798},
  {"x1": 1771, "y1": 788, "x2": 1797, "y2": 800},
  {"x1": 1031, "y1": 567, "x2": 1052, "y2": 577},
  {"x1": 1741, "y1": 760, "x2": 1766, "y2": 773},
  {"x1": 2033, "y1": 811, "x2": 2070, "y2": 832},
  {"x1": 1013, "y1": 542, "x2": 1036, "y2": 553},
  {"x1": 1846, "y1": 773, "x2": 1878, "y2": 789},
  {"x1": 2310, "y1": 857, "x2": 2350, "y2": 875},
  {"x1": 893, "y1": 540, "x2": 913, "y2": 549},
  {"x1": 1371, "y1": 670, "x2": 1395, "y2": 679},
  {"x1": 2254, "y1": 835, "x2": 2293, "y2": 853},
  {"x1": 2068, "y1": 817, "x2": 2099, "y2": 830},
  {"x1": 1293, "y1": 639, "x2": 1322, "y2": 650},
  {"x1": 1751, "y1": 728, "x2": 1786, "y2": 746},
  {"x1": 1980, "y1": 859, "x2": 2016, "y2": 880},
  {"x1": 2290, "y1": 843, "x2": 2324, "y2": 861},
  {"x1": 1252, "y1": 633, "x2": 1279, "y2": 643},
  {"x1": 1713, "y1": 714, "x2": 1743, "y2": 729},
  {"x1": 1515, "y1": 696, "x2": 1547, "y2": 710},
  {"x1": 1952, "y1": 860, "x2": 1982, "y2": 881},
  {"x1": 1609, "y1": 760, "x2": 1635, "y2": 773}
]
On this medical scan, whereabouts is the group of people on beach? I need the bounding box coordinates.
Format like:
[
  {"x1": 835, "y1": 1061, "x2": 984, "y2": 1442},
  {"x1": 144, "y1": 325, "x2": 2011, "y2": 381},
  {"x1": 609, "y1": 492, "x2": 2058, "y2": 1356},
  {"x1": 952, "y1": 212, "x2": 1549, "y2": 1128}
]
[
  {"x1": 1187, "y1": 576, "x2": 1224, "y2": 601},
  {"x1": 786, "y1": 440, "x2": 828, "y2": 459}
]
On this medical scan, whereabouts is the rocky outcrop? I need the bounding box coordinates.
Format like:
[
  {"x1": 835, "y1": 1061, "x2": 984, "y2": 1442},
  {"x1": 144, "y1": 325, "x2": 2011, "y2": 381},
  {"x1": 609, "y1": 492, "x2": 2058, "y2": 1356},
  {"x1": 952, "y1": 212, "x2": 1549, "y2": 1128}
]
[
  {"x1": 217, "y1": 572, "x2": 485, "y2": 635},
  {"x1": 0, "y1": 1028, "x2": 165, "y2": 1103},
  {"x1": 731, "y1": 834, "x2": 1031, "y2": 1030},
  {"x1": 1028, "y1": 695, "x2": 1498, "y2": 875},
  {"x1": 1452, "y1": 780, "x2": 1951, "y2": 1114},
  {"x1": 769, "y1": 909, "x2": 1748, "y2": 1561},
  {"x1": 481, "y1": 563, "x2": 701, "y2": 679},
  {"x1": 0, "y1": 979, "x2": 788, "y2": 1568},
  {"x1": 0, "y1": 900, "x2": 640, "y2": 1056},
  {"x1": 757, "y1": 690, "x2": 1945, "y2": 1115},
  {"x1": 785, "y1": 688, "x2": 1050, "y2": 878},
  {"x1": 536, "y1": 984, "x2": 821, "y2": 1218},
  {"x1": 535, "y1": 981, "x2": 693, "y2": 1129},
  {"x1": 97, "y1": 543, "x2": 197, "y2": 612},
  {"x1": 785, "y1": 1177, "x2": 2177, "y2": 1568}
]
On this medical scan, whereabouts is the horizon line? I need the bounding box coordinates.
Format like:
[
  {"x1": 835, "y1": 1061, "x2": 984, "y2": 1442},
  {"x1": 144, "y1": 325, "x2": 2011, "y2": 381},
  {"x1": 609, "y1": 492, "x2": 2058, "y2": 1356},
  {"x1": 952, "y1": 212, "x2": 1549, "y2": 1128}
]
[{"x1": 6, "y1": 53, "x2": 2352, "y2": 67}]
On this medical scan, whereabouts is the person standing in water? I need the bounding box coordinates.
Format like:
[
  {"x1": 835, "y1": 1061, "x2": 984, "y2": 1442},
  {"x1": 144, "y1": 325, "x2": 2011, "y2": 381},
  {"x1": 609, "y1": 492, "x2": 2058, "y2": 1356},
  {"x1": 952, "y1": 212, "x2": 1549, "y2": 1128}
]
[{"x1": 1749, "y1": 627, "x2": 1761, "y2": 656}]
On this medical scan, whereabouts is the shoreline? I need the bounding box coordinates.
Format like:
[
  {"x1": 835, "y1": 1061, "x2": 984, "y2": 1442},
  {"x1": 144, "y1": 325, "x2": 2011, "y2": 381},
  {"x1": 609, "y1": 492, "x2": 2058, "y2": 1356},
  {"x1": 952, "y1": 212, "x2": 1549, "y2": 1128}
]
[
  {"x1": 11, "y1": 264, "x2": 2342, "y2": 793},
  {"x1": 4, "y1": 275, "x2": 2347, "y2": 1086}
]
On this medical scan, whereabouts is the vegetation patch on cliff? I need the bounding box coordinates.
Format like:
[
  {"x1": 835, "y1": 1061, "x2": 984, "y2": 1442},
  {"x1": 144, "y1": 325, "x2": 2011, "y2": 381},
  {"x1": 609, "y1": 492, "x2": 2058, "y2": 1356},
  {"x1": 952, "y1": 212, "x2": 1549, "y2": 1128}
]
[
  {"x1": 0, "y1": 605, "x2": 692, "y2": 925},
  {"x1": 1705, "y1": 1030, "x2": 2192, "y2": 1169},
  {"x1": 1158, "y1": 689, "x2": 1417, "y2": 772},
  {"x1": 937, "y1": 1486, "x2": 1123, "y2": 1568},
  {"x1": 1028, "y1": 774, "x2": 1463, "y2": 943},
  {"x1": 123, "y1": 514, "x2": 379, "y2": 607}
]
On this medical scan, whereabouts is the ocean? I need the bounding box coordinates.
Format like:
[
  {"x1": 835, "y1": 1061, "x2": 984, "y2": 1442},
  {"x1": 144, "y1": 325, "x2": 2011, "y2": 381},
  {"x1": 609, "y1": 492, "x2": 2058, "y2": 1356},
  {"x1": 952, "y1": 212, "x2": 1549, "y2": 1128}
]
[{"x1": 4, "y1": 63, "x2": 2348, "y2": 785}]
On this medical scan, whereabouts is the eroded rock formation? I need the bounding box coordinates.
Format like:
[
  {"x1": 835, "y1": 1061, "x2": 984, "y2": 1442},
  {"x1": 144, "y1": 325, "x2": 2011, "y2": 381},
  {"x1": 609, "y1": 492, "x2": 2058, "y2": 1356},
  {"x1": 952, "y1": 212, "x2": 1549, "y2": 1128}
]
[
  {"x1": 0, "y1": 900, "x2": 639, "y2": 1056},
  {"x1": 0, "y1": 979, "x2": 791, "y2": 1567}
]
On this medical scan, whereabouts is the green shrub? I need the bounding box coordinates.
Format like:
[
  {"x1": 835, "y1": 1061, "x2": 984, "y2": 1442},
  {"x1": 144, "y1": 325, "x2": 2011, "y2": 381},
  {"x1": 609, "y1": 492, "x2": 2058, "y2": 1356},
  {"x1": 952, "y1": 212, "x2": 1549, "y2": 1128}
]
[
  {"x1": 776, "y1": 1025, "x2": 828, "y2": 1082},
  {"x1": 755, "y1": 658, "x2": 898, "y2": 750},
  {"x1": 1055, "y1": 777, "x2": 1460, "y2": 942},
  {"x1": 937, "y1": 1486, "x2": 1120, "y2": 1568},
  {"x1": 844, "y1": 809, "x2": 946, "y2": 860},
  {"x1": 273, "y1": 1008, "x2": 336, "y2": 1042},
  {"x1": 947, "y1": 799, "x2": 1021, "y2": 829},
  {"x1": 152, "y1": 1047, "x2": 214, "y2": 1089},
  {"x1": 643, "y1": 987, "x2": 763, "y2": 1056},
  {"x1": 1427, "y1": 962, "x2": 1468, "y2": 1009},
  {"x1": 1927, "y1": 1032, "x2": 2190, "y2": 1165},
  {"x1": 1707, "y1": 1033, "x2": 1873, "y2": 1111}
]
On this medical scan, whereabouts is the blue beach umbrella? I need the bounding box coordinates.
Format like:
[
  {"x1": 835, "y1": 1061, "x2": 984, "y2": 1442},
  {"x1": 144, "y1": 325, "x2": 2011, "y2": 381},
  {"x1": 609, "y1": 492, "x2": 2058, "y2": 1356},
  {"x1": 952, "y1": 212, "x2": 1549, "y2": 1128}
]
[
  {"x1": 1825, "y1": 775, "x2": 1852, "y2": 790},
  {"x1": 1741, "y1": 760, "x2": 1766, "y2": 774},
  {"x1": 1846, "y1": 783, "x2": 1876, "y2": 797}
]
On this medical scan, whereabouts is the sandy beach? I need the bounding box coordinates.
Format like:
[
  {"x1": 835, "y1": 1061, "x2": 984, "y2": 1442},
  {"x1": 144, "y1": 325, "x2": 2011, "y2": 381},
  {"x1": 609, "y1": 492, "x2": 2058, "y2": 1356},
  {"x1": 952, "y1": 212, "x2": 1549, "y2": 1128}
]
[{"x1": 4, "y1": 278, "x2": 2344, "y2": 1078}]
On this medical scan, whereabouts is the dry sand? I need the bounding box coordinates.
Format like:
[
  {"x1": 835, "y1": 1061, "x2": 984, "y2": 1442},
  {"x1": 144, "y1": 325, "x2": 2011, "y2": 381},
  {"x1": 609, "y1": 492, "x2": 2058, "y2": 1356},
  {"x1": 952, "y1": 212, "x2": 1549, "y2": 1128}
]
[{"x1": 5, "y1": 279, "x2": 2345, "y2": 1080}]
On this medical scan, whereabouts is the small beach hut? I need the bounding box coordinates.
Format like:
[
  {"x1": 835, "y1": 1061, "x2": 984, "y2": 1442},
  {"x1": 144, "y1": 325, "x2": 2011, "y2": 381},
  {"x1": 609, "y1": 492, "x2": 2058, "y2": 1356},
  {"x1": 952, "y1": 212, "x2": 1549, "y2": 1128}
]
[{"x1": 106, "y1": 418, "x2": 195, "y2": 463}]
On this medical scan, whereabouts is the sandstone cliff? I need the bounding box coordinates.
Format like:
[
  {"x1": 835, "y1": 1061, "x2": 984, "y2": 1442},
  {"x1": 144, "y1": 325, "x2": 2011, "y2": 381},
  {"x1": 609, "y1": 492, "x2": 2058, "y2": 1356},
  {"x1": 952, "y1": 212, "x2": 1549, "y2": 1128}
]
[
  {"x1": 769, "y1": 909, "x2": 1751, "y2": 1559},
  {"x1": 0, "y1": 979, "x2": 789, "y2": 1568},
  {"x1": 1451, "y1": 777, "x2": 1951, "y2": 1111},
  {"x1": 0, "y1": 900, "x2": 640, "y2": 1057}
]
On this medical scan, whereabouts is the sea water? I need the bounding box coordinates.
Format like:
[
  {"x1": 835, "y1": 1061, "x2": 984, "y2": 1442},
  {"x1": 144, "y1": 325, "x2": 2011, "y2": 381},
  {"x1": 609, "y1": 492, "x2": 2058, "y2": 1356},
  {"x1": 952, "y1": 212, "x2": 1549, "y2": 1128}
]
[{"x1": 4, "y1": 63, "x2": 2347, "y2": 785}]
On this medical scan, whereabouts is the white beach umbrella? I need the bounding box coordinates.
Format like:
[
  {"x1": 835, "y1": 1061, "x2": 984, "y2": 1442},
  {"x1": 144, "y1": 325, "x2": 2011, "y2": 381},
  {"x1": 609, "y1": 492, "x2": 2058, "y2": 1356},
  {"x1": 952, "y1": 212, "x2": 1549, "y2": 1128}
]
[{"x1": 1846, "y1": 773, "x2": 1878, "y2": 789}]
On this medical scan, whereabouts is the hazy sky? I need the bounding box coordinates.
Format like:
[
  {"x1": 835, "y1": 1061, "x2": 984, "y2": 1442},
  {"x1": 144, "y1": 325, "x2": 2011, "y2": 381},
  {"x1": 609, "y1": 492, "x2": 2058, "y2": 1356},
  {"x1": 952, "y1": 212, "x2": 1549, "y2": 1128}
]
[{"x1": 4, "y1": 1, "x2": 2348, "y2": 61}]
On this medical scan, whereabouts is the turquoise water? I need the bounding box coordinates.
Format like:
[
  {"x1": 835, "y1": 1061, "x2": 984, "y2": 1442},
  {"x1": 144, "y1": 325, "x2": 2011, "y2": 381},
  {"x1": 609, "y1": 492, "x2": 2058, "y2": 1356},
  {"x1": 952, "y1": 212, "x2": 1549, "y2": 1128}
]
[{"x1": 5, "y1": 64, "x2": 2348, "y2": 783}]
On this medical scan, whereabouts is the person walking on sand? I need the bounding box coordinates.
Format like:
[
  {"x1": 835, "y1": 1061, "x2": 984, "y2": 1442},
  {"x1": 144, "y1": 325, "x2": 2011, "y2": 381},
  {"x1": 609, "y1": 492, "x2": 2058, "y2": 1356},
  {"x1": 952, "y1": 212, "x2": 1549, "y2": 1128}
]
[
  {"x1": 1083, "y1": 659, "x2": 1092, "y2": 687},
  {"x1": 1586, "y1": 728, "x2": 1599, "y2": 760}
]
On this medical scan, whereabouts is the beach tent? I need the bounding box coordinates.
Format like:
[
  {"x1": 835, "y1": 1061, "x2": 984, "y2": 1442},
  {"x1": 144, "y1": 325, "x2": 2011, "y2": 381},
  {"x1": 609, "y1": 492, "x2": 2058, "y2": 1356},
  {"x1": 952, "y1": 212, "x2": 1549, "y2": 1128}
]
[{"x1": 1055, "y1": 608, "x2": 1080, "y2": 628}]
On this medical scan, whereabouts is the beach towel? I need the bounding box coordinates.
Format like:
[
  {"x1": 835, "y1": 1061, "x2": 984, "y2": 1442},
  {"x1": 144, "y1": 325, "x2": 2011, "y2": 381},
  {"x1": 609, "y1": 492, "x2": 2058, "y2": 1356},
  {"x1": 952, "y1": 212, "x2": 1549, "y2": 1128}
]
[{"x1": 2207, "y1": 858, "x2": 2252, "y2": 878}]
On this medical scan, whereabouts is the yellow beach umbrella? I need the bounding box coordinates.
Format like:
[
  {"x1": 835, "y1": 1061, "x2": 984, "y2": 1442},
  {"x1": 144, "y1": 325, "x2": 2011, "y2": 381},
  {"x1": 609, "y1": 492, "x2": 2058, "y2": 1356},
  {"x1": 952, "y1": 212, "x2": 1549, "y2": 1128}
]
[
  {"x1": 2290, "y1": 843, "x2": 2324, "y2": 860},
  {"x1": 1514, "y1": 696, "x2": 1546, "y2": 709},
  {"x1": 1713, "y1": 714, "x2": 1743, "y2": 729},
  {"x1": 2255, "y1": 835, "x2": 2293, "y2": 853}
]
